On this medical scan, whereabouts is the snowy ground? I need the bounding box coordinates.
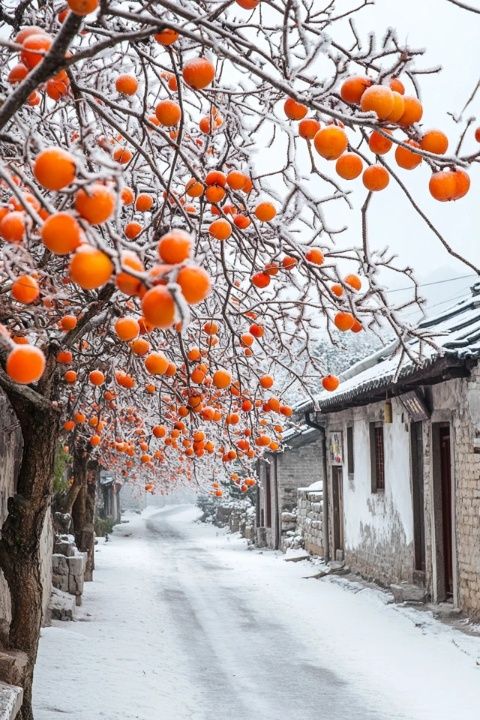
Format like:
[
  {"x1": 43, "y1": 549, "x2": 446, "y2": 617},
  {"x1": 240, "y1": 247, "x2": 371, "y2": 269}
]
[{"x1": 34, "y1": 505, "x2": 480, "y2": 720}]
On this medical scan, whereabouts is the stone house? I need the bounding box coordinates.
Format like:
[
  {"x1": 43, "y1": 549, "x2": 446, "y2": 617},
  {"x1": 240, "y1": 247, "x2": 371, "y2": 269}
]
[
  {"x1": 256, "y1": 425, "x2": 324, "y2": 551},
  {"x1": 302, "y1": 288, "x2": 480, "y2": 618},
  {"x1": 98, "y1": 469, "x2": 122, "y2": 526}
]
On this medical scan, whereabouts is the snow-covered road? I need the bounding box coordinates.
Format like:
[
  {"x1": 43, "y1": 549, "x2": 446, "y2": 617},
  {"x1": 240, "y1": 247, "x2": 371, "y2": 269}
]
[{"x1": 34, "y1": 505, "x2": 480, "y2": 719}]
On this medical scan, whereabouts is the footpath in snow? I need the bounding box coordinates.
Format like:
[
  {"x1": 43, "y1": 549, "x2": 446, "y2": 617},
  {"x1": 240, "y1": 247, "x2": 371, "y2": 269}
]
[{"x1": 34, "y1": 505, "x2": 480, "y2": 720}]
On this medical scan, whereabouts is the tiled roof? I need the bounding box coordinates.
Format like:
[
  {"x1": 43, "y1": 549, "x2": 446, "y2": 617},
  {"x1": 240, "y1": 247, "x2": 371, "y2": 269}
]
[{"x1": 302, "y1": 285, "x2": 480, "y2": 414}]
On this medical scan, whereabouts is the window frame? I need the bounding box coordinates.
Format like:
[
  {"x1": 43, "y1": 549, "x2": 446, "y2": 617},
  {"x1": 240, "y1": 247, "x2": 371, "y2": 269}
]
[
  {"x1": 347, "y1": 425, "x2": 354, "y2": 476},
  {"x1": 370, "y1": 421, "x2": 385, "y2": 493}
]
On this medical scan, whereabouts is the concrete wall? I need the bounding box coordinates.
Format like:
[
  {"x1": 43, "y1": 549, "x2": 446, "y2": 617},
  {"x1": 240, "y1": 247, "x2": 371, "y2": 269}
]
[{"x1": 325, "y1": 399, "x2": 415, "y2": 586}]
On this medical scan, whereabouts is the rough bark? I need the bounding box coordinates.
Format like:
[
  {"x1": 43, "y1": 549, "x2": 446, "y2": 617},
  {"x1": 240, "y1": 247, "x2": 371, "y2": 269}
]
[
  {"x1": 0, "y1": 399, "x2": 60, "y2": 720},
  {"x1": 71, "y1": 457, "x2": 96, "y2": 582},
  {"x1": 85, "y1": 466, "x2": 97, "y2": 581}
]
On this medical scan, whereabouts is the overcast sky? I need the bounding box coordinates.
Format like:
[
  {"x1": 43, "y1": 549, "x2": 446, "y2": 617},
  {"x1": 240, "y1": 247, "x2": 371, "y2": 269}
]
[
  {"x1": 255, "y1": 0, "x2": 480, "y2": 312},
  {"x1": 341, "y1": 0, "x2": 480, "y2": 297}
]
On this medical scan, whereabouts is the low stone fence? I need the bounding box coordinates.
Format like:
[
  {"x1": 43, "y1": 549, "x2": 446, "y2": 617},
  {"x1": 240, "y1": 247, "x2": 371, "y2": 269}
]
[
  {"x1": 197, "y1": 495, "x2": 255, "y2": 541},
  {"x1": 50, "y1": 533, "x2": 87, "y2": 621},
  {"x1": 297, "y1": 483, "x2": 324, "y2": 556},
  {"x1": 229, "y1": 505, "x2": 255, "y2": 541}
]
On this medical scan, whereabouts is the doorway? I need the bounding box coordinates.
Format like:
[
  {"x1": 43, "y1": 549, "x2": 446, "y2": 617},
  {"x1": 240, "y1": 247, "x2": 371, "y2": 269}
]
[
  {"x1": 332, "y1": 466, "x2": 344, "y2": 561},
  {"x1": 265, "y1": 465, "x2": 272, "y2": 529},
  {"x1": 432, "y1": 422, "x2": 454, "y2": 601},
  {"x1": 411, "y1": 421, "x2": 426, "y2": 577}
]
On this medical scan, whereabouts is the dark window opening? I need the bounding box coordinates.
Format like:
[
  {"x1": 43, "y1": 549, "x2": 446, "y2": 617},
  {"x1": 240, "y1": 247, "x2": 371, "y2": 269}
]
[
  {"x1": 370, "y1": 422, "x2": 385, "y2": 492},
  {"x1": 347, "y1": 425, "x2": 354, "y2": 475}
]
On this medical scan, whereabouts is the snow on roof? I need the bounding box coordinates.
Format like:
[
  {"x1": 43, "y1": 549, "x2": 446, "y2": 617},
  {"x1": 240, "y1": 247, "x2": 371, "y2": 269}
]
[
  {"x1": 306, "y1": 480, "x2": 323, "y2": 491},
  {"x1": 307, "y1": 287, "x2": 480, "y2": 413},
  {"x1": 278, "y1": 423, "x2": 319, "y2": 447}
]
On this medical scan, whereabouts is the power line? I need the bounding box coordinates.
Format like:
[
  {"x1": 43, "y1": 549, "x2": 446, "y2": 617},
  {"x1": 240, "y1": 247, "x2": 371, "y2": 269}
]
[
  {"x1": 404, "y1": 291, "x2": 470, "y2": 319},
  {"x1": 384, "y1": 273, "x2": 477, "y2": 295}
]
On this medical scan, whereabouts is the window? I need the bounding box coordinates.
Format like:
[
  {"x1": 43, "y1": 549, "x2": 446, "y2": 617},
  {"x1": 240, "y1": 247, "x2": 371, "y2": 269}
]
[
  {"x1": 347, "y1": 425, "x2": 354, "y2": 475},
  {"x1": 370, "y1": 422, "x2": 385, "y2": 492}
]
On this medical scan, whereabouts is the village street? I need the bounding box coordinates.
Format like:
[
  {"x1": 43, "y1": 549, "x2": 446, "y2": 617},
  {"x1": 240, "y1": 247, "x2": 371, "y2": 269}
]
[{"x1": 33, "y1": 505, "x2": 480, "y2": 720}]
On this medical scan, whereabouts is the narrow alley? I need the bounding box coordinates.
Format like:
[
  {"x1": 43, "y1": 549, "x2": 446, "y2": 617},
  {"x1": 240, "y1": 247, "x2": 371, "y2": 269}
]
[{"x1": 34, "y1": 506, "x2": 480, "y2": 720}]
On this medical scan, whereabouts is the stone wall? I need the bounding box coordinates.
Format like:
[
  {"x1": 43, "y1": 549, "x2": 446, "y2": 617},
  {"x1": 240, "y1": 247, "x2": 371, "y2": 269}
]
[
  {"x1": 50, "y1": 532, "x2": 87, "y2": 618},
  {"x1": 0, "y1": 390, "x2": 53, "y2": 629},
  {"x1": 297, "y1": 484, "x2": 324, "y2": 556},
  {"x1": 39, "y1": 512, "x2": 53, "y2": 623},
  {"x1": 229, "y1": 505, "x2": 255, "y2": 541},
  {"x1": 0, "y1": 391, "x2": 23, "y2": 627},
  {"x1": 198, "y1": 495, "x2": 255, "y2": 542}
]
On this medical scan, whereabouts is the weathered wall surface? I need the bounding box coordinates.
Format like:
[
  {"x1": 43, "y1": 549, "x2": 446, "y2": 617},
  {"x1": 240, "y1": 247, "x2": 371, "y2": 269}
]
[
  {"x1": 430, "y1": 367, "x2": 480, "y2": 618},
  {"x1": 325, "y1": 400, "x2": 415, "y2": 586},
  {"x1": 260, "y1": 430, "x2": 324, "y2": 550},
  {"x1": 322, "y1": 368, "x2": 480, "y2": 618},
  {"x1": 0, "y1": 391, "x2": 23, "y2": 626},
  {"x1": 276, "y1": 432, "x2": 324, "y2": 515}
]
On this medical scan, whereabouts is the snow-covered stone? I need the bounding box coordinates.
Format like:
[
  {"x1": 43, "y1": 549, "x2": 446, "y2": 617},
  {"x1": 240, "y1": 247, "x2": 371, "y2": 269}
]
[
  {"x1": 0, "y1": 681, "x2": 22, "y2": 720},
  {"x1": 48, "y1": 588, "x2": 76, "y2": 621}
]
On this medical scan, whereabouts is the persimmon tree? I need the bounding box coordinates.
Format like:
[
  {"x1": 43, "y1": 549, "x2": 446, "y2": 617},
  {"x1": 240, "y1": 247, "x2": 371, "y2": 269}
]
[{"x1": 0, "y1": 1, "x2": 478, "y2": 717}]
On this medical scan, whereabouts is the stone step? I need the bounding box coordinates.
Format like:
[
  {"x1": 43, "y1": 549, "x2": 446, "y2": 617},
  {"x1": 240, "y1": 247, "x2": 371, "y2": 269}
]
[{"x1": 390, "y1": 583, "x2": 428, "y2": 604}]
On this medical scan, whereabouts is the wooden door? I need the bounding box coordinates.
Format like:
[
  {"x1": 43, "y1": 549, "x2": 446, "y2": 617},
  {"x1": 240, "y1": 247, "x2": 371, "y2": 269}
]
[
  {"x1": 332, "y1": 466, "x2": 344, "y2": 559},
  {"x1": 439, "y1": 426, "x2": 453, "y2": 597},
  {"x1": 265, "y1": 465, "x2": 272, "y2": 528},
  {"x1": 411, "y1": 422, "x2": 426, "y2": 574}
]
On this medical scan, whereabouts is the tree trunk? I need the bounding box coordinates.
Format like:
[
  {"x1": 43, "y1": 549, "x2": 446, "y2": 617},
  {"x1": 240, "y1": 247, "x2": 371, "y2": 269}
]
[
  {"x1": 71, "y1": 444, "x2": 87, "y2": 538},
  {"x1": 56, "y1": 477, "x2": 81, "y2": 517},
  {"x1": 85, "y1": 466, "x2": 97, "y2": 580},
  {"x1": 0, "y1": 402, "x2": 60, "y2": 720},
  {"x1": 71, "y1": 455, "x2": 96, "y2": 581}
]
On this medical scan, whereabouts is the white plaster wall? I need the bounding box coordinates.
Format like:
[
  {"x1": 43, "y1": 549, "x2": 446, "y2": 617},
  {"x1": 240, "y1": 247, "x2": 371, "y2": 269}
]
[{"x1": 338, "y1": 399, "x2": 414, "y2": 552}]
